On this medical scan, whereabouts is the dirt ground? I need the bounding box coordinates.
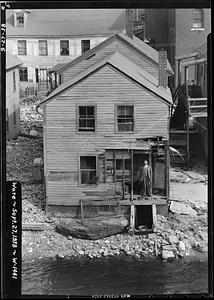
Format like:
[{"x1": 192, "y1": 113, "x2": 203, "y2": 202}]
[{"x1": 6, "y1": 99, "x2": 208, "y2": 261}]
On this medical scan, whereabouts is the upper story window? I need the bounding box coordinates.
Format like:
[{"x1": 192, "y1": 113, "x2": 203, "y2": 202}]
[
  {"x1": 39, "y1": 40, "x2": 48, "y2": 56},
  {"x1": 19, "y1": 67, "x2": 28, "y2": 82},
  {"x1": 191, "y1": 9, "x2": 205, "y2": 31},
  {"x1": 80, "y1": 156, "x2": 96, "y2": 184},
  {"x1": 81, "y1": 40, "x2": 90, "y2": 54},
  {"x1": 60, "y1": 40, "x2": 69, "y2": 56},
  {"x1": 13, "y1": 71, "x2": 16, "y2": 92},
  {"x1": 18, "y1": 40, "x2": 27, "y2": 55},
  {"x1": 117, "y1": 105, "x2": 134, "y2": 132},
  {"x1": 78, "y1": 106, "x2": 95, "y2": 132},
  {"x1": 16, "y1": 12, "x2": 24, "y2": 27}
]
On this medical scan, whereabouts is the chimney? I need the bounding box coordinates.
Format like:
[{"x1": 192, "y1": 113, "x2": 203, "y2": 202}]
[
  {"x1": 158, "y1": 49, "x2": 167, "y2": 88},
  {"x1": 126, "y1": 9, "x2": 135, "y2": 39}
]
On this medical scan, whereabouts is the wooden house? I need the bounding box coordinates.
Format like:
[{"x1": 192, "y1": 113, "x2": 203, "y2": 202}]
[
  {"x1": 39, "y1": 31, "x2": 173, "y2": 230},
  {"x1": 6, "y1": 53, "x2": 22, "y2": 140}
]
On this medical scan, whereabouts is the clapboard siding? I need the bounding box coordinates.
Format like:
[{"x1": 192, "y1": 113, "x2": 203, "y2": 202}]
[
  {"x1": 44, "y1": 65, "x2": 169, "y2": 205},
  {"x1": 63, "y1": 40, "x2": 159, "y2": 82}
]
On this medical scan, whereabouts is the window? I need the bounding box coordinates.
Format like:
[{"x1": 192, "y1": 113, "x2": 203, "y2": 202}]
[
  {"x1": 81, "y1": 40, "x2": 90, "y2": 54},
  {"x1": 116, "y1": 159, "x2": 131, "y2": 170},
  {"x1": 80, "y1": 156, "x2": 96, "y2": 184},
  {"x1": 13, "y1": 105, "x2": 16, "y2": 126},
  {"x1": 78, "y1": 106, "x2": 95, "y2": 132},
  {"x1": 6, "y1": 108, "x2": 9, "y2": 133},
  {"x1": 13, "y1": 71, "x2": 16, "y2": 92},
  {"x1": 117, "y1": 105, "x2": 134, "y2": 132},
  {"x1": 60, "y1": 40, "x2": 69, "y2": 56},
  {"x1": 39, "y1": 40, "x2": 48, "y2": 56},
  {"x1": 18, "y1": 40, "x2": 27, "y2": 55},
  {"x1": 19, "y1": 67, "x2": 28, "y2": 81},
  {"x1": 16, "y1": 12, "x2": 24, "y2": 27},
  {"x1": 191, "y1": 9, "x2": 204, "y2": 30}
]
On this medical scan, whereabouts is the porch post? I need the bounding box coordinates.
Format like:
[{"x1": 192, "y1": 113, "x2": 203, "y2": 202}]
[
  {"x1": 131, "y1": 149, "x2": 133, "y2": 201},
  {"x1": 122, "y1": 150, "x2": 125, "y2": 200},
  {"x1": 113, "y1": 149, "x2": 116, "y2": 193}
]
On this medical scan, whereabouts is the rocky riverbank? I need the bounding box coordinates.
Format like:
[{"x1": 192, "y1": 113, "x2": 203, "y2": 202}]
[{"x1": 6, "y1": 98, "x2": 208, "y2": 263}]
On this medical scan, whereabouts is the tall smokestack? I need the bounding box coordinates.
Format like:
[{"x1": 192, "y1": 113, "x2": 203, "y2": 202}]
[
  {"x1": 126, "y1": 9, "x2": 135, "y2": 39},
  {"x1": 158, "y1": 49, "x2": 167, "y2": 88}
]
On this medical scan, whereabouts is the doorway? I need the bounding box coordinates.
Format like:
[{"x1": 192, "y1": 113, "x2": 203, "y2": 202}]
[
  {"x1": 39, "y1": 69, "x2": 48, "y2": 88},
  {"x1": 133, "y1": 152, "x2": 149, "y2": 195},
  {"x1": 135, "y1": 205, "x2": 153, "y2": 230}
]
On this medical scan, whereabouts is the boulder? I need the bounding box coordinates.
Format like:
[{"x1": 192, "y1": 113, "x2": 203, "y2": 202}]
[
  {"x1": 168, "y1": 235, "x2": 179, "y2": 245},
  {"x1": 29, "y1": 129, "x2": 39, "y2": 136},
  {"x1": 169, "y1": 201, "x2": 198, "y2": 216},
  {"x1": 177, "y1": 241, "x2": 186, "y2": 251},
  {"x1": 162, "y1": 250, "x2": 175, "y2": 260},
  {"x1": 56, "y1": 216, "x2": 129, "y2": 240}
]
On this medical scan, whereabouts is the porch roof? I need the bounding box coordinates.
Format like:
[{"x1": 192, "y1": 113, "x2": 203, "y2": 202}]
[{"x1": 105, "y1": 140, "x2": 150, "y2": 151}]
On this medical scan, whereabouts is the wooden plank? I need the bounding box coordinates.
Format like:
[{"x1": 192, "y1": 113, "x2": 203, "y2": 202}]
[
  {"x1": 22, "y1": 223, "x2": 45, "y2": 231},
  {"x1": 131, "y1": 149, "x2": 133, "y2": 201}
]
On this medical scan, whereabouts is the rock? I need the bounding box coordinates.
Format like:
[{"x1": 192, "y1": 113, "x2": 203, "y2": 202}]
[
  {"x1": 196, "y1": 243, "x2": 208, "y2": 253},
  {"x1": 177, "y1": 250, "x2": 186, "y2": 258},
  {"x1": 162, "y1": 250, "x2": 175, "y2": 260},
  {"x1": 162, "y1": 244, "x2": 177, "y2": 252},
  {"x1": 148, "y1": 233, "x2": 156, "y2": 239},
  {"x1": 56, "y1": 216, "x2": 128, "y2": 240},
  {"x1": 199, "y1": 231, "x2": 208, "y2": 242},
  {"x1": 177, "y1": 241, "x2": 186, "y2": 251},
  {"x1": 57, "y1": 253, "x2": 64, "y2": 259},
  {"x1": 78, "y1": 250, "x2": 85, "y2": 256},
  {"x1": 29, "y1": 129, "x2": 39, "y2": 136},
  {"x1": 170, "y1": 201, "x2": 198, "y2": 216},
  {"x1": 168, "y1": 235, "x2": 179, "y2": 244}
]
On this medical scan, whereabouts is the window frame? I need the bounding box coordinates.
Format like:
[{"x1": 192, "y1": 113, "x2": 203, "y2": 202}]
[
  {"x1": 191, "y1": 9, "x2": 205, "y2": 31},
  {"x1": 115, "y1": 104, "x2": 135, "y2": 133},
  {"x1": 77, "y1": 104, "x2": 96, "y2": 133},
  {"x1": 79, "y1": 155, "x2": 97, "y2": 185},
  {"x1": 13, "y1": 71, "x2": 16, "y2": 92},
  {"x1": 81, "y1": 39, "x2": 91, "y2": 54},
  {"x1": 38, "y1": 40, "x2": 48, "y2": 56},
  {"x1": 16, "y1": 12, "x2": 24, "y2": 27},
  {"x1": 60, "y1": 40, "x2": 69, "y2": 56},
  {"x1": 19, "y1": 67, "x2": 28, "y2": 82},
  {"x1": 17, "y1": 40, "x2": 27, "y2": 55}
]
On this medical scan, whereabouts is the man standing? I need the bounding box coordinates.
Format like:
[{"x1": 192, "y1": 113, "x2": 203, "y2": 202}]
[{"x1": 139, "y1": 160, "x2": 152, "y2": 197}]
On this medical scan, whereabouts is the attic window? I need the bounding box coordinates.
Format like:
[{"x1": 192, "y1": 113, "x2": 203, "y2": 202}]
[
  {"x1": 81, "y1": 40, "x2": 90, "y2": 54},
  {"x1": 191, "y1": 9, "x2": 205, "y2": 31},
  {"x1": 16, "y1": 12, "x2": 24, "y2": 27}
]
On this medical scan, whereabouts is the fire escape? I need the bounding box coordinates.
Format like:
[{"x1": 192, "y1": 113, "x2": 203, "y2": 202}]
[{"x1": 170, "y1": 53, "x2": 207, "y2": 169}]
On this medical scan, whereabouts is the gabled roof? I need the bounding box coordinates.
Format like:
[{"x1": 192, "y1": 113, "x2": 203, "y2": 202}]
[
  {"x1": 6, "y1": 9, "x2": 126, "y2": 37},
  {"x1": 6, "y1": 53, "x2": 22, "y2": 70},
  {"x1": 39, "y1": 52, "x2": 172, "y2": 108},
  {"x1": 53, "y1": 32, "x2": 174, "y2": 75}
]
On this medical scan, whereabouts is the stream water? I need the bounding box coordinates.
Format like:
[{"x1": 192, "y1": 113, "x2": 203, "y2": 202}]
[{"x1": 22, "y1": 255, "x2": 208, "y2": 296}]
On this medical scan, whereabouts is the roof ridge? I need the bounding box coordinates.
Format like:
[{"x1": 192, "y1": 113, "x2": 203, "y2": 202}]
[{"x1": 39, "y1": 51, "x2": 172, "y2": 107}]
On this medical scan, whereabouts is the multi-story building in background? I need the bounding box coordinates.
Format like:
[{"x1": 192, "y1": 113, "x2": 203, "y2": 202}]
[{"x1": 6, "y1": 9, "x2": 126, "y2": 96}]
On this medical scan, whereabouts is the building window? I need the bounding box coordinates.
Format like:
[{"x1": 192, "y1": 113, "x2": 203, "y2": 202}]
[
  {"x1": 13, "y1": 71, "x2": 16, "y2": 92},
  {"x1": 81, "y1": 40, "x2": 90, "y2": 54},
  {"x1": 117, "y1": 105, "x2": 134, "y2": 132},
  {"x1": 19, "y1": 67, "x2": 28, "y2": 82},
  {"x1": 80, "y1": 156, "x2": 96, "y2": 184},
  {"x1": 78, "y1": 106, "x2": 95, "y2": 132},
  {"x1": 6, "y1": 108, "x2": 9, "y2": 133},
  {"x1": 39, "y1": 40, "x2": 48, "y2": 56},
  {"x1": 116, "y1": 159, "x2": 131, "y2": 170},
  {"x1": 16, "y1": 12, "x2": 24, "y2": 27},
  {"x1": 13, "y1": 105, "x2": 16, "y2": 126},
  {"x1": 60, "y1": 40, "x2": 69, "y2": 56},
  {"x1": 18, "y1": 40, "x2": 27, "y2": 55},
  {"x1": 191, "y1": 9, "x2": 204, "y2": 30}
]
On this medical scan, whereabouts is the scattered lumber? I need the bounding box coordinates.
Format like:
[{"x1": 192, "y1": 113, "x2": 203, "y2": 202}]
[{"x1": 22, "y1": 223, "x2": 45, "y2": 231}]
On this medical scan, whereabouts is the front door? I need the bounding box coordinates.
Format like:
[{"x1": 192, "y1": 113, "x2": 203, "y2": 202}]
[{"x1": 39, "y1": 69, "x2": 48, "y2": 88}]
